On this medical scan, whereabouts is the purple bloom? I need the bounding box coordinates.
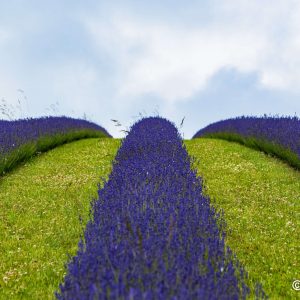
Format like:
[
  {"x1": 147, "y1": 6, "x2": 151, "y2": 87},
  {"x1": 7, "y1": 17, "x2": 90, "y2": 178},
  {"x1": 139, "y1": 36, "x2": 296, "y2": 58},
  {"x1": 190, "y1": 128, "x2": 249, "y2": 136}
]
[
  {"x1": 193, "y1": 115, "x2": 300, "y2": 159},
  {"x1": 56, "y1": 117, "x2": 255, "y2": 299},
  {"x1": 0, "y1": 116, "x2": 110, "y2": 156}
]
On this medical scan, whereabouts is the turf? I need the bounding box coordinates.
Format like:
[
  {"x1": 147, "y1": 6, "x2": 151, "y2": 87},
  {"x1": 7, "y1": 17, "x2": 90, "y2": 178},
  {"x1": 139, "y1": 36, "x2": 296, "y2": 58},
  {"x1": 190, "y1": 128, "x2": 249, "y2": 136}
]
[
  {"x1": 199, "y1": 132, "x2": 300, "y2": 170},
  {"x1": 1, "y1": 137, "x2": 299, "y2": 299},
  {"x1": 185, "y1": 138, "x2": 300, "y2": 299},
  {"x1": 0, "y1": 138, "x2": 120, "y2": 299}
]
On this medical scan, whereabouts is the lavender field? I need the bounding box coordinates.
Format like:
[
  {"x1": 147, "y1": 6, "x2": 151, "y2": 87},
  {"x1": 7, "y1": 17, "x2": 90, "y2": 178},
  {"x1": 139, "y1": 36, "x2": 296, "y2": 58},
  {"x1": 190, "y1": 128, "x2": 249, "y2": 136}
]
[
  {"x1": 2, "y1": 1, "x2": 300, "y2": 298},
  {"x1": 56, "y1": 117, "x2": 257, "y2": 299},
  {"x1": 2, "y1": 115, "x2": 299, "y2": 299},
  {"x1": 0, "y1": 116, "x2": 110, "y2": 175},
  {"x1": 193, "y1": 116, "x2": 300, "y2": 170}
]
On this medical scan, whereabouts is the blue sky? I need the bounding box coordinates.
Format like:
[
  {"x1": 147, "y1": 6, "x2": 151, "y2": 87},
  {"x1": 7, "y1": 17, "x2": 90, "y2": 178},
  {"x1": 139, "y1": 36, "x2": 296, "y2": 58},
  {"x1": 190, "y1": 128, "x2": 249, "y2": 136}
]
[{"x1": 0, "y1": 0, "x2": 299, "y2": 138}]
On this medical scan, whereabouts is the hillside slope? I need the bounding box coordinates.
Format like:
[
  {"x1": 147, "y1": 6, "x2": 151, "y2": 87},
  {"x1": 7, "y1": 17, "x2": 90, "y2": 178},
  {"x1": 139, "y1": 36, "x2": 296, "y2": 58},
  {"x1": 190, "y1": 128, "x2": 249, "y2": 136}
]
[
  {"x1": 0, "y1": 116, "x2": 111, "y2": 176},
  {"x1": 0, "y1": 138, "x2": 120, "y2": 299},
  {"x1": 185, "y1": 138, "x2": 300, "y2": 299},
  {"x1": 1, "y1": 137, "x2": 299, "y2": 299}
]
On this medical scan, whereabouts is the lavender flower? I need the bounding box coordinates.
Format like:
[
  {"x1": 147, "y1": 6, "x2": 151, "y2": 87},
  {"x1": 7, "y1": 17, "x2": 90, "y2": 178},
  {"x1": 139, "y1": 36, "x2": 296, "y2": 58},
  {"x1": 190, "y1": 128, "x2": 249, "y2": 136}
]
[
  {"x1": 56, "y1": 117, "x2": 253, "y2": 299},
  {"x1": 193, "y1": 115, "x2": 300, "y2": 168},
  {"x1": 0, "y1": 116, "x2": 110, "y2": 156}
]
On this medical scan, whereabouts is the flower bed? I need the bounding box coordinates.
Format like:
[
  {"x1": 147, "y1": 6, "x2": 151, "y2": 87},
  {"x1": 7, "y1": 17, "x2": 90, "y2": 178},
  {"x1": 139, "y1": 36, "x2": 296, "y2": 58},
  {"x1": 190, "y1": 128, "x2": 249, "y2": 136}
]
[
  {"x1": 0, "y1": 116, "x2": 110, "y2": 175},
  {"x1": 193, "y1": 116, "x2": 300, "y2": 170},
  {"x1": 56, "y1": 117, "x2": 255, "y2": 299}
]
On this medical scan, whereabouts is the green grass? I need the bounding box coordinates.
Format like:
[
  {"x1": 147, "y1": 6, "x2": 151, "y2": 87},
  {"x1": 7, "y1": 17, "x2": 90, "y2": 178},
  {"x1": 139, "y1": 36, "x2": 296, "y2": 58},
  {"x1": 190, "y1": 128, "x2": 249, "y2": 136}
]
[
  {"x1": 0, "y1": 129, "x2": 110, "y2": 176},
  {"x1": 200, "y1": 132, "x2": 300, "y2": 170},
  {"x1": 0, "y1": 138, "x2": 121, "y2": 299},
  {"x1": 1, "y1": 136, "x2": 299, "y2": 299},
  {"x1": 185, "y1": 138, "x2": 300, "y2": 299}
]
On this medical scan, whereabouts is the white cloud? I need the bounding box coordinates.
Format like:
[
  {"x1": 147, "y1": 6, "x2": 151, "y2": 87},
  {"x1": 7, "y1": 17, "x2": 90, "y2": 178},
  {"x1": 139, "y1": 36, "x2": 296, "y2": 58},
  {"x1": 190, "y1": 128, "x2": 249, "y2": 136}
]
[
  {"x1": 218, "y1": 0, "x2": 300, "y2": 91},
  {"x1": 52, "y1": 62, "x2": 98, "y2": 103},
  {"x1": 82, "y1": 1, "x2": 300, "y2": 103},
  {"x1": 1, "y1": 0, "x2": 300, "y2": 138},
  {"x1": 0, "y1": 27, "x2": 11, "y2": 44}
]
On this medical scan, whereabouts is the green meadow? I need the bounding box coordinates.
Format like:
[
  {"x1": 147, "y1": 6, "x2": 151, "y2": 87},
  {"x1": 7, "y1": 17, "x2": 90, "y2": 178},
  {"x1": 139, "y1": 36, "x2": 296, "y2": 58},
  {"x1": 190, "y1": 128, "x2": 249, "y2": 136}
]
[
  {"x1": 0, "y1": 138, "x2": 120, "y2": 299},
  {"x1": 186, "y1": 138, "x2": 300, "y2": 299},
  {"x1": 1, "y1": 137, "x2": 299, "y2": 299}
]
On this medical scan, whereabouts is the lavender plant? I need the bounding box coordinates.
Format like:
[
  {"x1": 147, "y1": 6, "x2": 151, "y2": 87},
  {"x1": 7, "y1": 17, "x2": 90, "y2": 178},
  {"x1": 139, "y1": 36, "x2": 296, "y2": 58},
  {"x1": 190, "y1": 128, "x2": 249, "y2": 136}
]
[
  {"x1": 193, "y1": 116, "x2": 300, "y2": 169},
  {"x1": 56, "y1": 117, "x2": 253, "y2": 299},
  {"x1": 0, "y1": 116, "x2": 111, "y2": 175}
]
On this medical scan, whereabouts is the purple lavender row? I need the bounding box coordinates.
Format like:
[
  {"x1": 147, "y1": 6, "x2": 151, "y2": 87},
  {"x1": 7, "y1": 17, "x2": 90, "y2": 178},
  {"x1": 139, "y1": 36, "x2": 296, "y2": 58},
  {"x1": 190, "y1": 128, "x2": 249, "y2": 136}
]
[
  {"x1": 56, "y1": 117, "x2": 251, "y2": 299},
  {"x1": 193, "y1": 116, "x2": 300, "y2": 159},
  {"x1": 0, "y1": 116, "x2": 111, "y2": 156}
]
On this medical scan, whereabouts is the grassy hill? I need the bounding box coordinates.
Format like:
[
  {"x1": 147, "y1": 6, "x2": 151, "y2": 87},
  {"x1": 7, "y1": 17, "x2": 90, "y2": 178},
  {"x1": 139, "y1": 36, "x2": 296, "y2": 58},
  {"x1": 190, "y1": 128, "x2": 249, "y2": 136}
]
[
  {"x1": 0, "y1": 138, "x2": 120, "y2": 299},
  {"x1": 1, "y1": 137, "x2": 299, "y2": 299},
  {"x1": 186, "y1": 138, "x2": 300, "y2": 299}
]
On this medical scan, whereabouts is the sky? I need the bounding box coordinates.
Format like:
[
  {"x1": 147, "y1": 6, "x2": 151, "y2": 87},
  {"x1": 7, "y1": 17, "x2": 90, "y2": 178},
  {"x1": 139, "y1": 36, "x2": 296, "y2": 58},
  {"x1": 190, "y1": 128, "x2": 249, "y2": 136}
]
[{"x1": 0, "y1": 0, "x2": 300, "y2": 138}]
